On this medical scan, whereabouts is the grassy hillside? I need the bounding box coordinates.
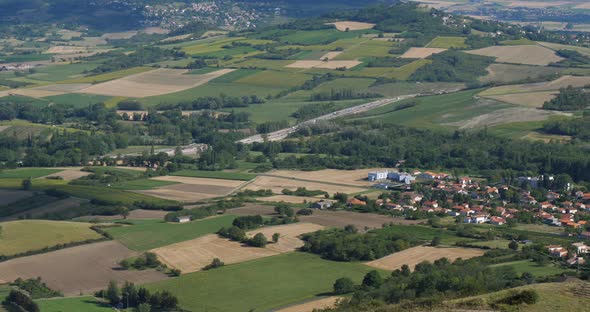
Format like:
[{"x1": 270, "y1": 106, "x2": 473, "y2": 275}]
[{"x1": 146, "y1": 252, "x2": 379, "y2": 312}]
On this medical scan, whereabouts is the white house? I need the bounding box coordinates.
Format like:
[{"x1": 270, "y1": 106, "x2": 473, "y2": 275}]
[
  {"x1": 572, "y1": 242, "x2": 590, "y2": 254},
  {"x1": 176, "y1": 216, "x2": 191, "y2": 223},
  {"x1": 368, "y1": 171, "x2": 389, "y2": 181}
]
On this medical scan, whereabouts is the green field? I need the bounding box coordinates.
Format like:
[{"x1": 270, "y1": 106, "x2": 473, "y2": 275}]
[
  {"x1": 0, "y1": 220, "x2": 102, "y2": 257},
  {"x1": 426, "y1": 36, "x2": 468, "y2": 49},
  {"x1": 104, "y1": 215, "x2": 236, "y2": 251},
  {"x1": 353, "y1": 89, "x2": 511, "y2": 129},
  {"x1": 171, "y1": 170, "x2": 256, "y2": 181},
  {"x1": 469, "y1": 239, "x2": 512, "y2": 249},
  {"x1": 334, "y1": 40, "x2": 395, "y2": 60},
  {"x1": 376, "y1": 225, "x2": 473, "y2": 245},
  {"x1": 25, "y1": 62, "x2": 100, "y2": 82},
  {"x1": 209, "y1": 68, "x2": 262, "y2": 83},
  {"x1": 490, "y1": 260, "x2": 571, "y2": 277},
  {"x1": 110, "y1": 179, "x2": 179, "y2": 190},
  {"x1": 49, "y1": 184, "x2": 176, "y2": 206},
  {"x1": 43, "y1": 93, "x2": 112, "y2": 108},
  {"x1": 36, "y1": 297, "x2": 112, "y2": 312},
  {"x1": 0, "y1": 95, "x2": 50, "y2": 107},
  {"x1": 0, "y1": 168, "x2": 61, "y2": 179},
  {"x1": 146, "y1": 252, "x2": 379, "y2": 312},
  {"x1": 58, "y1": 67, "x2": 153, "y2": 84},
  {"x1": 234, "y1": 70, "x2": 310, "y2": 88},
  {"x1": 0, "y1": 53, "x2": 53, "y2": 63}
]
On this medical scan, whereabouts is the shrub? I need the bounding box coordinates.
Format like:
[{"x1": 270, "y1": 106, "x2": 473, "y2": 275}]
[
  {"x1": 495, "y1": 290, "x2": 539, "y2": 306},
  {"x1": 333, "y1": 277, "x2": 355, "y2": 294},
  {"x1": 203, "y1": 258, "x2": 224, "y2": 270}
]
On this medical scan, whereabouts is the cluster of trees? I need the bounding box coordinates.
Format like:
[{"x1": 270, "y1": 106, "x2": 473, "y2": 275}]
[
  {"x1": 366, "y1": 57, "x2": 415, "y2": 68},
  {"x1": 3, "y1": 290, "x2": 39, "y2": 312},
  {"x1": 254, "y1": 47, "x2": 302, "y2": 60},
  {"x1": 310, "y1": 89, "x2": 381, "y2": 101},
  {"x1": 156, "y1": 94, "x2": 265, "y2": 110},
  {"x1": 203, "y1": 258, "x2": 225, "y2": 270},
  {"x1": 256, "y1": 120, "x2": 290, "y2": 134},
  {"x1": 291, "y1": 102, "x2": 336, "y2": 121},
  {"x1": 329, "y1": 3, "x2": 464, "y2": 36},
  {"x1": 301, "y1": 225, "x2": 415, "y2": 261},
  {"x1": 410, "y1": 51, "x2": 494, "y2": 82},
  {"x1": 553, "y1": 50, "x2": 590, "y2": 67},
  {"x1": 542, "y1": 86, "x2": 590, "y2": 111},
  {"x1": 282, "y1": 187, "x2": 327, "y2": 197},
  {"x1": 328, "y1": 257, "x2": 529, "y2": 310},
  {"x1": 98, "y1": 281, "x2": 177, "y2": 310},
  {"x1": 254, "y1": 123, "x2": 590, "y2": 183},
  {"x1": 119, "y1": 252, "x2": 162, "y2": 270},
  {"x1": 168, "y1": 21, "x2": 210, "y2": 36},
  {"x1": 90, "y1": 47, "x2": 185, "y2": 74},
  {"x1": 11, "y1": 278, "x2": 62, "y2": 299},
  {"x1": 542, "y1": 112, "x2": 590, "y2": 141}
]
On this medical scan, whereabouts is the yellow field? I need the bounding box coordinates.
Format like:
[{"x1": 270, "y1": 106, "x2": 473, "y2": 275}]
[
  {"x1": 246, "y1": 175, "x2": 366, "y2": 195},
  {"x1": 276, "y1": 296, "x2": 344, "y2": 312},
  {"x1": 58, "y1": 67, "x2": 154, "y2": 84},
  {"x1": 328, "y1": 21, "x2": 376, "y2": 31},
  {"x1": 400, "y1": 47, "x2": 447, "y2": 59},
  {"x1": 480, "y1": 75, "x2": 590, "y2": 97},
  {"x1": 0, "y1": 220, "x2": 102, "y2": 256}
]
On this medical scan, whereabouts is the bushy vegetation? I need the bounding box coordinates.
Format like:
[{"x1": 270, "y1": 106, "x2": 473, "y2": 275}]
[
  {"x1": 542, "y1": 112, "x2": 590, "y2": 141},
  {"x1": 410, "y1": 51, "x2": 494, "y2": 82},
  {"x1": 327, "y1": 256, "x2": 528, "y2": 311},
  {"x1": 3, "y1": 290, "x2": 39, "y2": 312},
  {"x1": 301, "y1": 226, "x2": 415, "y2": 261},
  {"x1": 96, "y1": 281, "x2": 178, "y2": 310},
  {"x1": 542, "y1": 86, "x2": 590, "y2": 111},
  {"x1": 90, "y1": 47, "x2": 184, "y2": 74},
  {"x1": 11, "y1": 277, "x2": 62, "y2": 299}
]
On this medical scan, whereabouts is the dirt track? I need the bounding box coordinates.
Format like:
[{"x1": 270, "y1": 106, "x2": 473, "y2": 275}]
[{"x1": 0, "y1": 241, "x2": 168, "y2": 295}]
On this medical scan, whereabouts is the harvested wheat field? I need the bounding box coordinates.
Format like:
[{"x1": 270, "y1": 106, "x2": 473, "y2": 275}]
[
  {"x1": 467, "y1": 45, "x2": 563, "y2": 65},
  {"x1": 152, "y1": 234, "x2": 279, "y2": 273},
  {"x1": 276, "y1": 297, "x2": 344, "y2": 312},
  {"x1": 256, "y1": 195, "x2": 323, "y2": 204},
  {"x1": 40, "y1": 169, "x2": 92, "y2": 180},
  {"x1": 135, "y1": 176, "x2": 244, "y2": 202},
  {"x1": 34, "y1": 83, "x2": 92, "y2": 92},
  {"x1": 0, "y1": 241, "x2": 168, "y2": 294},
  {"x1": 321, "y1": 51, "x2": 343, "y2": 60},
  {"x1": 152, "y1": 223, "x2": 323, "y2": 273},
  {"x1": 365, "y1": 246, "x2": 485, "y2": 271},
  {"x1": 8, "y1": 88, "x2": 65, "y2": 98},
  {"x1": 286, "y1": 60, "x2": 361, "y2": 69},
  {"x1": 271, "y1": 168, "x2": 392, "y2": 187},
  {"x1": 77, "y1": 68, "x2": 235, "y2": 98},
  {"x1": 484, "y1": 91, "x2": 558, "y2": 108},
  {"x1": 328, "y1": 21, "x2": 375, "y2": 31},
  {"x1": 46, "y1": 46, "x2": 88, "y2": 54},
  {"x1": 0, "y1": 190, "x2": 34, "y2": 205},
  {"x1": 0, "y1": 125, "x2": 11, "y2": 133},
  {"x1": 400, "y1": 47, "x2": 446, "y2": 59},
  {"x1": 246, "y1": 175, "x2": 366, "y2": 195}
]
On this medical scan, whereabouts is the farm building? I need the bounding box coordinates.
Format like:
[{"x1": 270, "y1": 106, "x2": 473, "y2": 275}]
[
  {"x1": 311, "y1": 200, "x2": 333, "y2": 210},
  {"x1": 388, "y1": 172, "x2": 416, "y2": 184},
  {"x1": 368, "y1": 171, "x2": 389, "y2": 181},
  {"x1": 175, "y1": 216, "x2": 191, "y2": 223}
]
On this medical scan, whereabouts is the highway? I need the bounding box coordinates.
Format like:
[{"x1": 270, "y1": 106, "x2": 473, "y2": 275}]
[{"x1": 237, "y1": 95, "x2": 417, "y2": 144}]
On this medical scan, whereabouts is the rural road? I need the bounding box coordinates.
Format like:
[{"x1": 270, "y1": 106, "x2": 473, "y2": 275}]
[{"x1": 238, "y1": 95, "x2": 417, "y2": 144}]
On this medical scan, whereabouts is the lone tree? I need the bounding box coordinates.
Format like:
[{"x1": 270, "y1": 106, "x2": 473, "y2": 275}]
[
  {"x1": 431, "y1": 236, "x2": 442, "y2": 246},
  {"x1": 106, "y1": 280, "x2": 120, "y2": 306},
  {"x1": 333, "y1": 277, "x2": 355, "y2": 294},
  {"x1": 272, "y1": 233, "x2": 280, "y2": 243},
  {"x1": 508, "y1": 240, "x2": 519, "y2": 251},
  {"x1": 250, "y1": 233, "x2": 268, "y2": 247},
  {"x1": 362, "y1": 270, "x2": 382, "y2": 288},
  {"x1": 21, "y1": 177, "x2": 32, "y2": 190},
  {"x1": 120, "y1": 207, "x2": 129, "y2": 219}
]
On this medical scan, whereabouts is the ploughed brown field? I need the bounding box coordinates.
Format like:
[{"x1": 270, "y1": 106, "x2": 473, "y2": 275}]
[
  {"x1": 365, "y1": 246, "x2": 485, "y2": 271},
  {"x1": 133, "y1": 176, "x2": 245, "y2": 202},
  {"x1": 0, "y1": 241, "x2": 168, "y2": 295}
]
